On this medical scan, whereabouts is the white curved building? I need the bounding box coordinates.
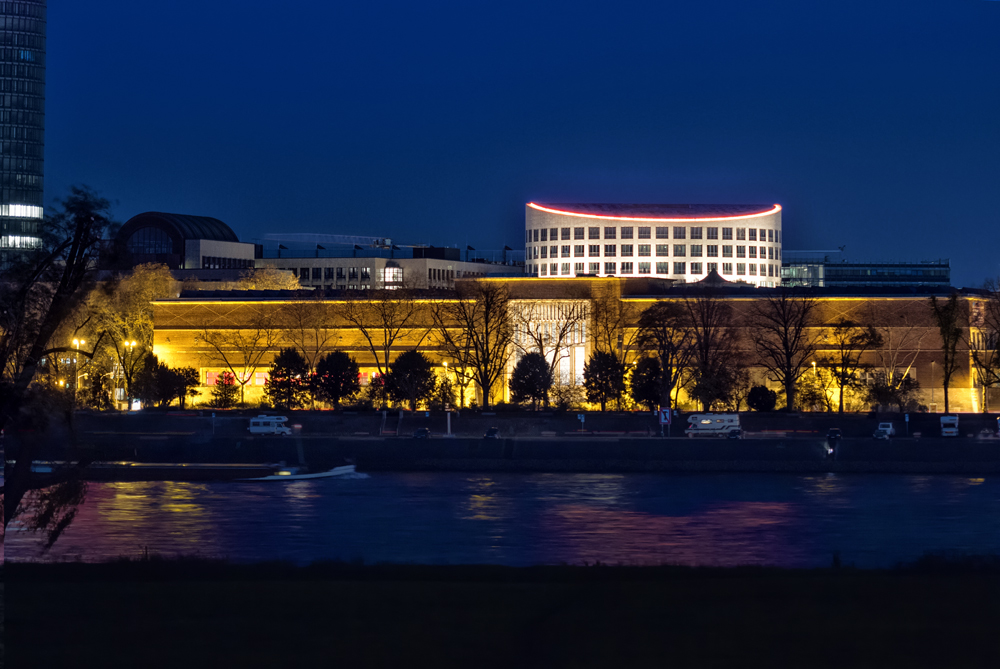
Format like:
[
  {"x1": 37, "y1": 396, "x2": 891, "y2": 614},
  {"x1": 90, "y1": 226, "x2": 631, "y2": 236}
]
[{"x1": 525, "y1": 203, "x2": 783, "y2": 287}]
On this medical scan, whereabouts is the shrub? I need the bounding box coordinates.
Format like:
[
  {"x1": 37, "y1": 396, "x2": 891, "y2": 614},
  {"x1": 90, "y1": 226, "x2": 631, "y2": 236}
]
[{"x1": 747, "y1": 385, "x2": 778, "y2": 412}]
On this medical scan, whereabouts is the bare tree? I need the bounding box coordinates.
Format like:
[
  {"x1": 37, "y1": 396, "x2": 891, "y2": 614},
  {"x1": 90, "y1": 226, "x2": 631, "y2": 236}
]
[
  {"x1": 2, "y1": 186, "x2": 114, "y2": 535},
  {"x1": 511, "y1": 299, "x2": 587, "y2": 400},
  {"x1": 747, "y1": 288, "x2": 822, "y2": 411},
  {"x1": 340, "y1": 288, "x2": 424, "y2": 405},
  {"x1": 863, "y1": 299, "x2": 929, "y2": 405},
  {"x1": 969, "y1": 279, "x2": 1000, "y2": 412},
  {"x1": 635, "y1": 300, "x2": 694, "y2": 411},
  {"x1": 723, "y1": 365, "x2": 754, "y2": 412},
  {"x1": 280, "y1": 297, "x2": 340, "y2": 371},
  {"x1": 929, "y1": 293, "x2": 964, "y2": 414},
  {"x1": 818, "y1": 319, "x2": 883, "y2": 414},
  {"x1": 432, "y1": 280, "x2": 514, "y2": 409},
  {"x1": 682, "y1": 289, "x2": 743, "y2": 411},
  {"x1": 589, "y1": 285, "x2": 640, "y2": 409},
  {"x1": 589, "y1": 287, "x2": 639, "y2": 368},
  {"x1": 199, "y1": 306, "x2": 282, "y2": 405}
]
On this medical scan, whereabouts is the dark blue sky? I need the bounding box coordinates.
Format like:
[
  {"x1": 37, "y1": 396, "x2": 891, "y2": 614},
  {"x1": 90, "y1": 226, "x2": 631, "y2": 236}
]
[{"x1": 46, "y1": 1, "x2": 999, "y2": 287}]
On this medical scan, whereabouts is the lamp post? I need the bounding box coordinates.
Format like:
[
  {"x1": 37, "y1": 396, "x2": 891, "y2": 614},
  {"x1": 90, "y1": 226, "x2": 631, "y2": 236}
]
[
  {"x1": 71, "y1": 338, "x2": 86, "y2": 406},
  {"x1": 930, "y1": 361, "x2": 936, "y2": 411},
  {"x1": 122, "y1": 340, "x2": 137, "y2": 410}
]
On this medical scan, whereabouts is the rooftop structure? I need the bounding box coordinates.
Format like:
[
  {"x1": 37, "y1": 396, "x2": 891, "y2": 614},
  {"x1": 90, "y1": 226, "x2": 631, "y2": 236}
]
[
  {"x1": 115, "y1": 211, "x2": 256, "y2": 270},
  {"x1": 781, "y1": 251, "x2": 950, "y2": 288}
]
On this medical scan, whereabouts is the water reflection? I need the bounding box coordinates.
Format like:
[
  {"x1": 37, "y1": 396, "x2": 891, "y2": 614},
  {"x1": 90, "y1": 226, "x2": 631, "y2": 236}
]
[
  {"x1": 5, "y1": 473, "x2": 1000, "y2": 568},
  {"x1": 544, "y1": 502, "x2": 800, "y2": 567},
  {"x1": 460, "y1": 476, "x2": 505, "y2": 522}
]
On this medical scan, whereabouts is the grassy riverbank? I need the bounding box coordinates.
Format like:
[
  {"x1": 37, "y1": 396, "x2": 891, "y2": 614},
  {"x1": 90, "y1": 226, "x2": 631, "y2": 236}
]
[{"x1": 5, "y1": 556, "x2": 999, "y2": 668}]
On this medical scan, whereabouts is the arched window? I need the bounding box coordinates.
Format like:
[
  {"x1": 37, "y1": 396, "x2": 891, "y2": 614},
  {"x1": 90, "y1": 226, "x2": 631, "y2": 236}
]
[{"x1": 127, "y1": 227, "x2": 173, "y2": 255}]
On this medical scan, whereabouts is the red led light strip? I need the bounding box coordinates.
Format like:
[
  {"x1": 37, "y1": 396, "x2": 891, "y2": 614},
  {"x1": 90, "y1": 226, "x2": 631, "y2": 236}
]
[{"x1": 527, "y1": 203, "x2": 781, "y2": 222}]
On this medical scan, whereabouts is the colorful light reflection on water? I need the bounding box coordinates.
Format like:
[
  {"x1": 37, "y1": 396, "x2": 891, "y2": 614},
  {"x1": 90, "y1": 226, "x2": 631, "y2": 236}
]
[{"x1": 5, "y1": 472, "x2": 1000, "y2": 568}]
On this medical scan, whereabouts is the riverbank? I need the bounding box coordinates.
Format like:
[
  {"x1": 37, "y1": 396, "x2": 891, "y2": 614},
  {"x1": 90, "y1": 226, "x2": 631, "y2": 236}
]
[
  {"x1": 6, "y1": 409, "x2": 999, "y2": 478},
  {"x1": 5, "y1": 556, "x2": 999, "y2": 668},
  {"x1": 18, "y1": 435, "x2": 1000, "y2": 479}
]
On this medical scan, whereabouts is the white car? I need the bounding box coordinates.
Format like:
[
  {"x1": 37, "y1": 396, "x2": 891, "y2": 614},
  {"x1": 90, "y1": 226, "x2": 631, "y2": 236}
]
[{"x1": 877, "y1": 422, "x2": 895, "y2": 437}]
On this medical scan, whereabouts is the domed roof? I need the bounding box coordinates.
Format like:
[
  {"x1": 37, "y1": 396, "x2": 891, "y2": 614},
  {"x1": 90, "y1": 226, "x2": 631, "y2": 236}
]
[{"x1": 118, "y1": 211, "x2": 240, "y2": 244}]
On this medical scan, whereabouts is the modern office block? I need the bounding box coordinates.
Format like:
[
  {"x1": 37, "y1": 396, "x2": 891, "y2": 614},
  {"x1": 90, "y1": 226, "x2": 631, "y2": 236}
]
[
  {"x1": 525, "y1": 202, "x2": 783, "y2": 287},
  {"x1": 0, "y1": 0, "x2": 46, "y2": 265}
]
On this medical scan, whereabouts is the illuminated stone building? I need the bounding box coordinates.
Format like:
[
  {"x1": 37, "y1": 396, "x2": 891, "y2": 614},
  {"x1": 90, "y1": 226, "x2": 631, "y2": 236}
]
[
  {"x1": 525, "y1": 203, "x2": 783, "y2": 287},
  {"x1": 151, "y1": 275, "x2": 994, "y2": 412}
]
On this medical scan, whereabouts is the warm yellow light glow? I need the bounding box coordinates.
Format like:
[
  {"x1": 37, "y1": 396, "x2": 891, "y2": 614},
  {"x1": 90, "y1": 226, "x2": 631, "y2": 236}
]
[{"x1": 527, "y1": 202, "x2": 782, "y2": 222}]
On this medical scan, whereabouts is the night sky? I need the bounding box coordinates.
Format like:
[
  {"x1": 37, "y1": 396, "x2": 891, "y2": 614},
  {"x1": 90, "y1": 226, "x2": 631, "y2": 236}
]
[{"x1": 46, "y1": 1, "x2": 999, "y2": 287}]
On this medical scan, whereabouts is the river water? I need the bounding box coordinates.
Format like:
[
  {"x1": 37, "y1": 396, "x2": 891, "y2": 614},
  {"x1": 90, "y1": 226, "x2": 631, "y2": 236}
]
[{"x1": 5, "y1": 472, "x2": 1000, "y2": 568}]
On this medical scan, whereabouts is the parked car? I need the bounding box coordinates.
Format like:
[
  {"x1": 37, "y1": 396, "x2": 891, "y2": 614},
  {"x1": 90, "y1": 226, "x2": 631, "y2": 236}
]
[
  {"x1": 727, "y1": 428, "x2": 742, "y2": 439},
  {"x1": 877, "y1": 422, "x2": 895, "y2": 437},
  {"x1": 827, "y1": 428, "x2": 842, "y2": 441},
  {"x1": 412, "y1": 427, "x2": 430, "y2": 439},
  {"x1": 872, "y1": 429, "x2": 890, "y2": 440},
  {"x1": 483, "y1": 427, "x2": 500, "y2": 439}
]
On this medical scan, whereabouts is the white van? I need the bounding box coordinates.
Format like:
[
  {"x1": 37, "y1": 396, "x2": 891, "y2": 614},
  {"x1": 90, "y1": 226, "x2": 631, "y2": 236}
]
[
  {"x1": 940, "y1": 415, "x2": 959, "y2": 437},
  {"x1": 248, "y1": 415, "x2": 292, "y2": 436},
  {"x1": 685, "y1": 413, "x2": 741, "y2": 438}
]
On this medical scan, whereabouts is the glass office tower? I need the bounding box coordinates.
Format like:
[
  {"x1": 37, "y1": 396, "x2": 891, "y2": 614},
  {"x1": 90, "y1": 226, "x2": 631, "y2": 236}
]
[{"x1": 1, "y1": 0, "x2": 45, "y2": 265}]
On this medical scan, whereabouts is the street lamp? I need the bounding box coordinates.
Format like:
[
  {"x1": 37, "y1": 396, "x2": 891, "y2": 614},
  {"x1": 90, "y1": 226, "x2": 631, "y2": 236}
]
[
  {"x1": 930, "y1": 361, "x2": 936, "y2": 410},
  {"x1": 70, "y1": 339, "x2": 86, "y2": 405},
  {"x1": 120, "y1": 340, "x2": 138, "y2": 410}
]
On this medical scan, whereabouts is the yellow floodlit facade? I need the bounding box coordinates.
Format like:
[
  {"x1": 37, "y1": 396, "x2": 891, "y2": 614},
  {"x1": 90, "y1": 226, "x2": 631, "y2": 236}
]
[{"x1": 152, "y1": 276, "x2": 992, "y2": 412}]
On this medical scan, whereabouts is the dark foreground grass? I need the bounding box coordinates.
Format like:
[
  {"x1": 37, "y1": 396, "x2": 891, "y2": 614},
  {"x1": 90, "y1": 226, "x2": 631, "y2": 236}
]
[{"x1": 5, "y1": 557, "x2": 1000, "y2": 669}]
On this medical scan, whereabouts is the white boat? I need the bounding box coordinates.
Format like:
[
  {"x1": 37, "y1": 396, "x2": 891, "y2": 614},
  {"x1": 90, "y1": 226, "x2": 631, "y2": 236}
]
[{"x1": 238, "y1": 465, "x2": 356, "y2": 481}]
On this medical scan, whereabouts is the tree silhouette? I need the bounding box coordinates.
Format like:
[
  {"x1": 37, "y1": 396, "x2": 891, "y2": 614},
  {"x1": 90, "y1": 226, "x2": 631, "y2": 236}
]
[
  {"x1": 584, "y1": 350, "x2": 626, "y2": 412},
  {"x1": 636, "y1": 300, "x2": 693, "y2": 411},
  {"x1": 819, "y1": 319, "x2": 882, "y2": 413},
  {"x1": 510, "y1": 352, "x2": 552, "y2": 410},
  {"x1": 431, "y1": 280, "x2": 513, "y2": 409},
  {"x1": 312, "y1": 350, "x2": 360, "y2": 409},
  {"x1": 2, "y1": 186, "x2": 115, "y2": 537},
  {"x1": 747, "y1": 288, "x2": 821, "y2": 412},
  {"x1": 683, "y1": 290, "x2": 742, "y2": 411},
  {"x1": 629, "y1": 356, "x2": 662, "y2": 411},
  {"x1": 929, "y1": 293, "x2": 963, "y2": 414},
  {"x1": 211, "y1": 371, "x2": 238, "y2": 409},
  {"x1": 264, "y1": 347, "x2": 310, "y2": 410},
  {"x1": 747, "y1": 385, "x2": 777, "y2": 412},
  {"x1": 386, "y1": 350, "x2": 436, "y2": 411}
]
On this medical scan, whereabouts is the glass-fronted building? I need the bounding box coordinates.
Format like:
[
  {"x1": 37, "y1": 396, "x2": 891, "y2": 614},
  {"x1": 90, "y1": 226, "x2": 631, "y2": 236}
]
[
  {"x1": 781, "y1": 251, "x2": 951, "y2": 288},
  {"x1": 0, "y1": 0, "x2": 46, "y2": 265}
]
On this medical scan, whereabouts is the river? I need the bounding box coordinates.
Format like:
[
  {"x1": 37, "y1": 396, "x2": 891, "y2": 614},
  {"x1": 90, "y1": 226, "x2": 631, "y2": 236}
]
[{"x1": 5, "y1": 472, "x2": 999, "y2": 568}]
